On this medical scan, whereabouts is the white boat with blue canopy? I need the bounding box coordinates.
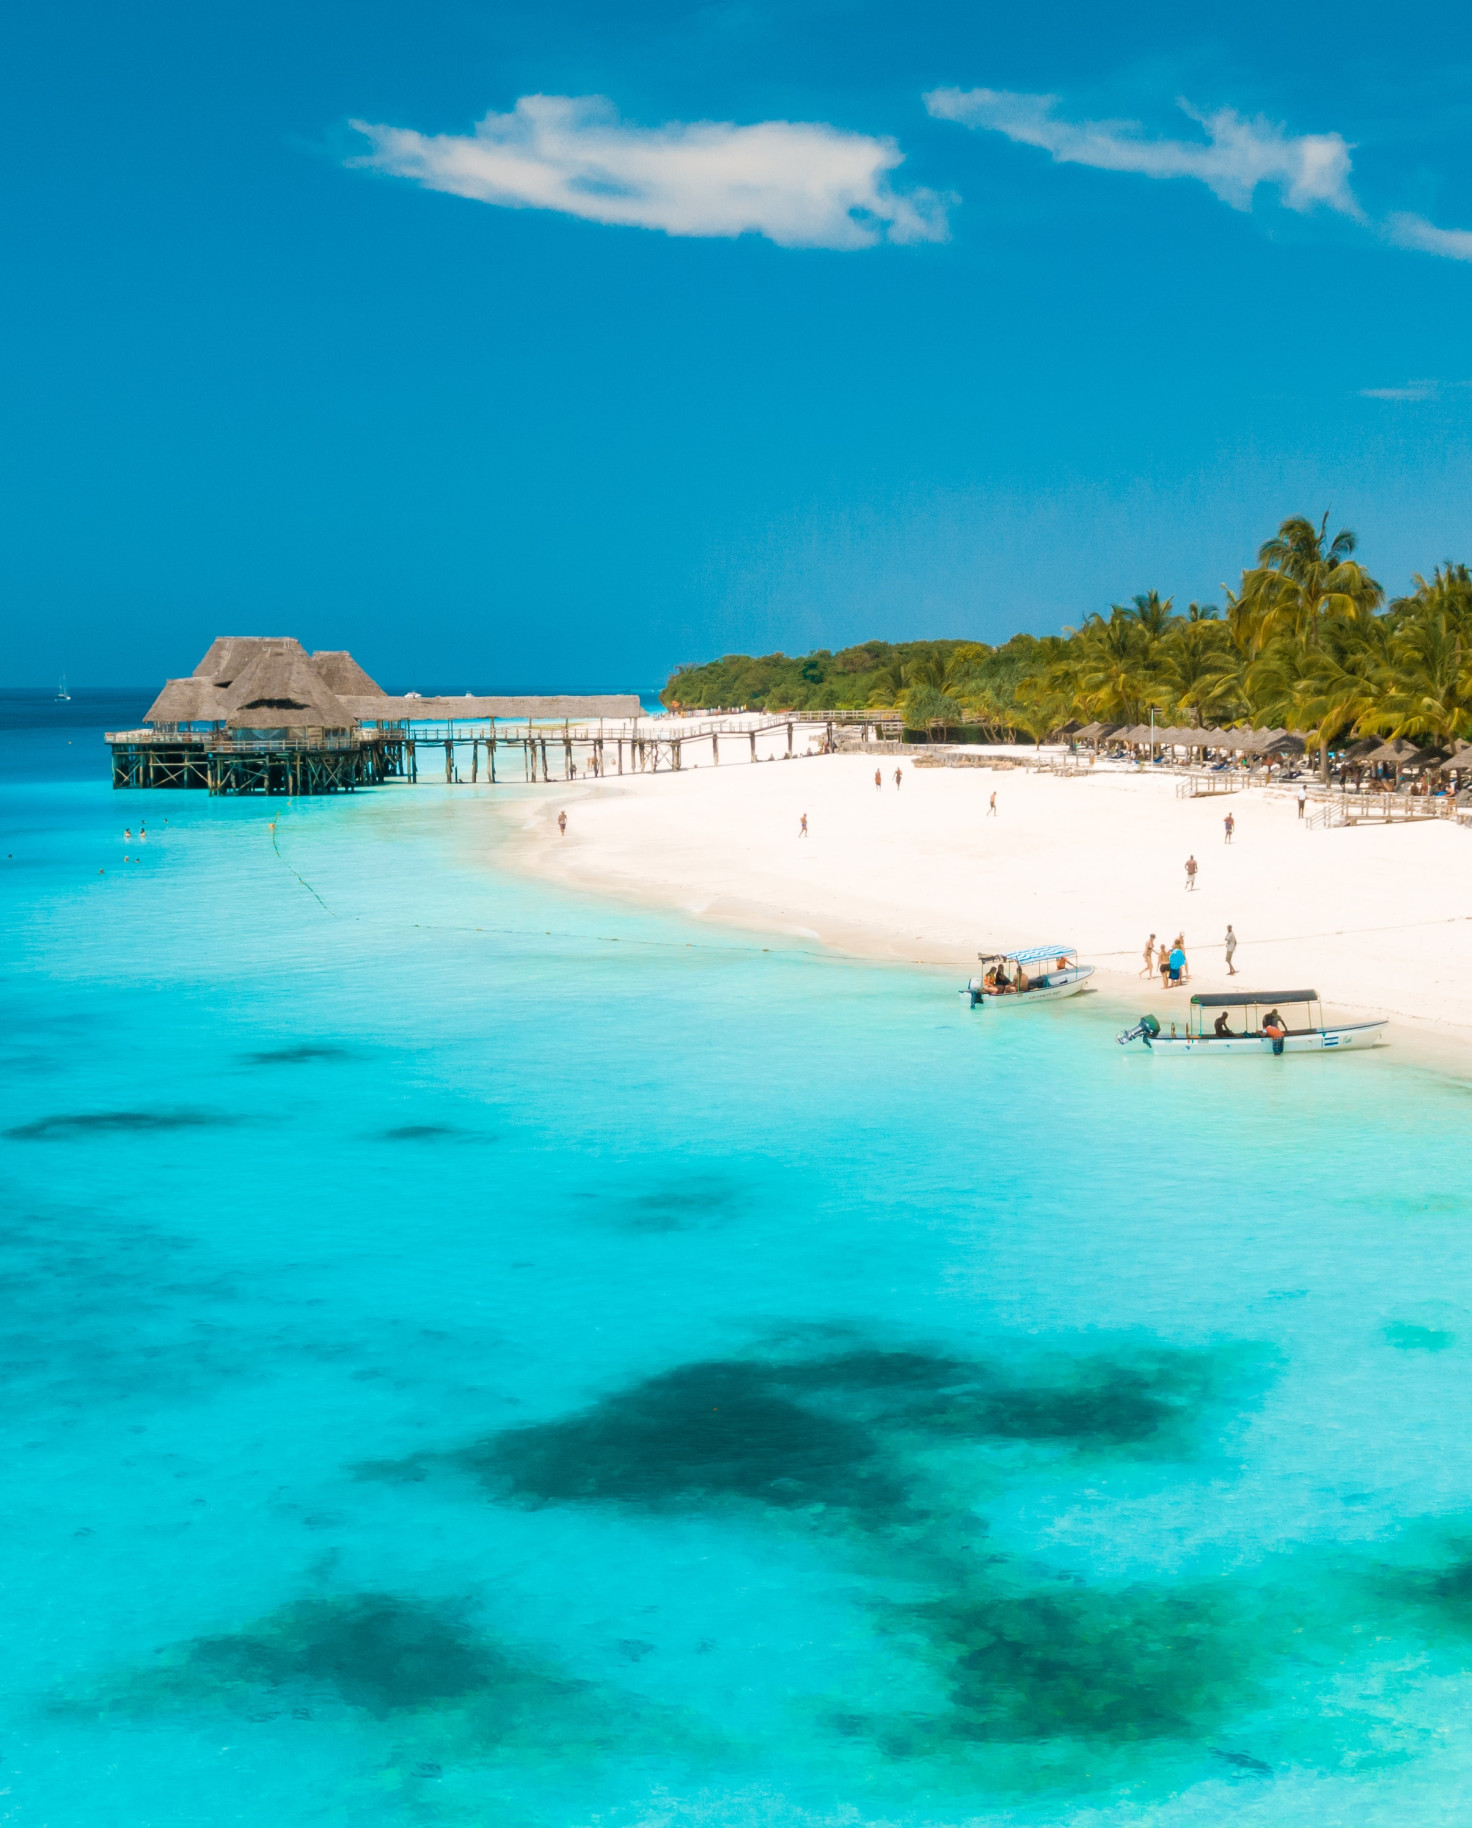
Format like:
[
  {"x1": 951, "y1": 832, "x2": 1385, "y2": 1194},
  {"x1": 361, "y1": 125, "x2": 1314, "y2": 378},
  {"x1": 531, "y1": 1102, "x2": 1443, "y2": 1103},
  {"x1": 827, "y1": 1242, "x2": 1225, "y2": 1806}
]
[
  {"x1": 963, "y1": 945, "x2": 1095, "y2": 1008},
  {"x1": 1116, "y1": 989, "x2": 1387, "y2": 1055}
]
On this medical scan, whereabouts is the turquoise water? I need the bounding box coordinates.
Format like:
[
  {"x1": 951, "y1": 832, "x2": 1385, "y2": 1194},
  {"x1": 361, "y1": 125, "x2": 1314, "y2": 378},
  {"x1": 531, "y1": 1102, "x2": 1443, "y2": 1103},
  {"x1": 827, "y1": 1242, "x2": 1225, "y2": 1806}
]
[{"x1": 8, "y1": 727, "x2": 1472, "y2": 1823}]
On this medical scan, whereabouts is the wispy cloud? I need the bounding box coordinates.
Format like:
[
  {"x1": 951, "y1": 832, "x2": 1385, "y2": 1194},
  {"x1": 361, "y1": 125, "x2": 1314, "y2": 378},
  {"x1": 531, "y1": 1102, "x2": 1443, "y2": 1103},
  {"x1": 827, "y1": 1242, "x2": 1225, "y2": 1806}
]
[
  {"x1": 925, "y1": 87, "x2": 1360, "y2": 217},
  {"x1": 1384, "y1": 212, "x2": 1472, "y2": 262},
  {"x1": 348, "y1": 94, "x2": 950, "y2": 250},
  {"x1": 1359, "y1": 380, "x2": 1439, "y2": 401}
]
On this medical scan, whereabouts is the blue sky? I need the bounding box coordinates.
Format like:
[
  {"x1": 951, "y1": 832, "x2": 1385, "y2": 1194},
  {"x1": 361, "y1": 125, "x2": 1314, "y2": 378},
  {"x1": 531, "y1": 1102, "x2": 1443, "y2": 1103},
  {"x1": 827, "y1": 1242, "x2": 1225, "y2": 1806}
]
[{"x1": 5, "y1": 0, "x2": 1472, "y2": 689}]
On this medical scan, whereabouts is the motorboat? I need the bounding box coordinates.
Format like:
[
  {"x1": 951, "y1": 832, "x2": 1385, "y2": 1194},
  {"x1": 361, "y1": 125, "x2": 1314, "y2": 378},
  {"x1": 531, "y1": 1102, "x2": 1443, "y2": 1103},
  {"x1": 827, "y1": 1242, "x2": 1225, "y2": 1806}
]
[
  {"x1": 963, "y1": 945, "x2": 1095, "y2": 1008},
  {"x1": 1117, "y1": 989, "x2": 1386, "y2": 1054}
]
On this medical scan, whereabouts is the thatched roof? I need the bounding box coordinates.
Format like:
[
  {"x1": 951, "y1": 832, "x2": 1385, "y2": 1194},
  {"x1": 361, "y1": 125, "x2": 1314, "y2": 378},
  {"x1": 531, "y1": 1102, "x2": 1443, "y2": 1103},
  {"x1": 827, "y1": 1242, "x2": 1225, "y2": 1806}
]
[
  {"x1": 343, "y1": 694, "x2": 645, "y2": 721},
  {"x1": 312, "y1": 650, "x2": 383, "y2": 697},
  {"x1": 143, "y1": 676, "x2": 229, "y2": 726},
  {"x1": 147, "y1": 634, "x2": 644, "y2": 730},
  {"x1": 1362, "y1": 737, "x2": 1433, "y2": 767},
  {"x1": 224, "y1": 649, "x2": 353, "y2": 730},
  {"x1": 193, "y1": 636, "x2": 308, "y2": 684}
]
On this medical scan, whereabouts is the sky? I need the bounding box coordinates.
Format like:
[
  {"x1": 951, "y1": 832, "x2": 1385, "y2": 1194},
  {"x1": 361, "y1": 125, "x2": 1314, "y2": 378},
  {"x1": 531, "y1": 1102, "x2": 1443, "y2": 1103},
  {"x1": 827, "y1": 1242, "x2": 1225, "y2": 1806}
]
[{"x1": 5, "y1": 0, "x2": 1472, "y2": 690}]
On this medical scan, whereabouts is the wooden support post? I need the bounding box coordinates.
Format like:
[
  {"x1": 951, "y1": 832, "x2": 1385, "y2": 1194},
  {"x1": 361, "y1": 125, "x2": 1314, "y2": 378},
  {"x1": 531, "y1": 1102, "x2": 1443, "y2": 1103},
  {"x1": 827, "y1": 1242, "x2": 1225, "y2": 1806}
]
[
  {"x1": 540, "y1": 738, "x2": 549, "y2": 782},
  {"x1": 674, "y1": 737, "x2": 682, "y2": 771},
  {"x1": 617, "y1": 736, "x2": 623, "y2": 775},
  {"x1": 787, "y1": 722, "x2": 793, "y2": 756},
  {"x1": 471, "y1": 740, "x2": 478, "y2": 783},
  {"x1": 489, "y1": 734, "x2": 497, "y2": 783}
]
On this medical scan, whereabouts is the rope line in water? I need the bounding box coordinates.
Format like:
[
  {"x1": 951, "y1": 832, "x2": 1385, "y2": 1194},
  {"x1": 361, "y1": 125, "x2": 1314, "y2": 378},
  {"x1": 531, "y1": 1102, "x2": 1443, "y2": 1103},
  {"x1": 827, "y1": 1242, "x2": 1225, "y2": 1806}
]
[{"x1": 268, "y1": 813, "x2": 335, "y2": 918}]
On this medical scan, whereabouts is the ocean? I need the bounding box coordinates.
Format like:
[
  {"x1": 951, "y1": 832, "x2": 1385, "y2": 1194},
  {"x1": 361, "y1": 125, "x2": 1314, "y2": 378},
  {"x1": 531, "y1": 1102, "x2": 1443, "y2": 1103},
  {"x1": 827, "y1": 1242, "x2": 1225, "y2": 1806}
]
[{"x1": 5, "y1": 695, "x2": 1472, "y2": 1825}]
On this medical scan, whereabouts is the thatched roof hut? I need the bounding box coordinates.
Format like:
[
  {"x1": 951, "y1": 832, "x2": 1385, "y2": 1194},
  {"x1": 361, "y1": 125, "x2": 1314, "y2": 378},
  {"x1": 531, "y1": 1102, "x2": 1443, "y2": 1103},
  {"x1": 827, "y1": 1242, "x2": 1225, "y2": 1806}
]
[
  {"x1": 143, "y1": 675, "x2": 229, "y2": 726},
  {"x1": 1362, "y1": 737, "x2": 1433, "y2": 768},
  {"x1": 312, "y1": 650, "x2": 384, "y2": 697},
  {"x1": 224, "y1": 648, "x2": 353, "y2": 730}
]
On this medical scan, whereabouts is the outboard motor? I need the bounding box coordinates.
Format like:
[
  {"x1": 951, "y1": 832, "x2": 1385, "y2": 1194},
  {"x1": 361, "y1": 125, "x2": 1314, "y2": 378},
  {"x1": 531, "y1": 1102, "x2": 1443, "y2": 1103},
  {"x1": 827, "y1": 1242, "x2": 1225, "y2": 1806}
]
[
  {"x1": 964, "y1": 975, "x2": 985, "y2": 1008},
  {"x1": 1116, "y1": 1014, "x2": 1162, "y2": 1048}
]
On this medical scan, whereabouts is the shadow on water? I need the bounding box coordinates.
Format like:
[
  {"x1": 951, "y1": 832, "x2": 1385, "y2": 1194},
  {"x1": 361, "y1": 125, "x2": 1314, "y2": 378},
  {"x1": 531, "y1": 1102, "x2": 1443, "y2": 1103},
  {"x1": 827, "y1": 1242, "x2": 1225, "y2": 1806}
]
[
  {"x1": 4, "y1": 1110, "x2": 235, "y2": 1140},
  {"x1": 377, "y1": 1124, "x2": 493, "y2": 1144},
  {"x1": 243, "y1": 1044, "x2": 354, "y2": 1067}
]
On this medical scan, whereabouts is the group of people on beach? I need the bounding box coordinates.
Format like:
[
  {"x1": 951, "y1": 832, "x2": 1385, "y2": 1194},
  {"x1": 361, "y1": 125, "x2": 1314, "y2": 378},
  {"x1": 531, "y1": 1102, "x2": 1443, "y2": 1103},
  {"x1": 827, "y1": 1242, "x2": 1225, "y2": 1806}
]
[
  {"x1": 1142, "y1": 933, "x2": 1189, "y2": 988},
  {"x1": 1142, "y1": 925, "x2": 1238, "y2": 985}
]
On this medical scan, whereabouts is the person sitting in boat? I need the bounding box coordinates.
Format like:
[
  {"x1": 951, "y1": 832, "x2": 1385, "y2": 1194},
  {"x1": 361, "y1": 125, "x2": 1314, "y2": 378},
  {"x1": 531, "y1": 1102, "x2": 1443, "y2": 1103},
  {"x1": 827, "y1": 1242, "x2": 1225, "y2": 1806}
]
[
  {"x1": 982, "y1": 968, "x2": 998, "y2": 994},
  {"x1": 1015, "y1": 966, "x2": 1031, "y2": 992},
  {"x1": 1213, "y1": 1010, "x2": 1233, "y2": 1037}
]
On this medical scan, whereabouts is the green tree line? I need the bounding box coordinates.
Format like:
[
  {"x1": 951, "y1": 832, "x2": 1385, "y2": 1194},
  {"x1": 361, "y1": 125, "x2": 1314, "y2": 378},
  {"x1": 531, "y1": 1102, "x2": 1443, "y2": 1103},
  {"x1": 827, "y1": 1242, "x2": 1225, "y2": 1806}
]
[{"x1": 663, "y1": 514, "x2": 1472, "y2": 775}]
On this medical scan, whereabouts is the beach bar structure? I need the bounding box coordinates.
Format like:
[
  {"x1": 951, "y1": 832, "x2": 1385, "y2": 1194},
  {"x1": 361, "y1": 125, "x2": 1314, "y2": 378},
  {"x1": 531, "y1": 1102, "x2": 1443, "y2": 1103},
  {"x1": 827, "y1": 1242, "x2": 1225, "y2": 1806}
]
[{"x1": 108, "y1": 637, "x2": 644, "y2": 795}]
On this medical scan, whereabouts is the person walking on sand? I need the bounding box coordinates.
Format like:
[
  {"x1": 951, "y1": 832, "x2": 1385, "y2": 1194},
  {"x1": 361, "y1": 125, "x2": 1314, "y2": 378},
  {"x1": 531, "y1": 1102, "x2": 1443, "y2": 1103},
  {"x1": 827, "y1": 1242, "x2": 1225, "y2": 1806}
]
[
  {"x1": 1141, "y1": 933, "x2": 1157, "y2": 977},
  {"x1": 894, "y1": 768, "x2": 903, "y2": 789},
  {"x1": 1225, "y1": 923, "x2": 1238, "y2": 975},
  {"x1": 874, "y1": 769, "x2": 882, "y2": 791},
  {"x1": 987, "y1": 792, "x2": 998, "y2": 817},
  {"x1": 799, "y1": 813, "x2": 808, "y2": 837},
  {"x1": 557, "y1": 810, "x2": 567, "y2": 836},
  {"x1": 1223, "y1": 811, "x2": 1234, "y2": 844},
  {"x1": 1185, "y1": 854, "x2": 1198, "y2": 891},
  {"x1": 1297, "y1": 785, "x2": 1307, "y2": 819}
]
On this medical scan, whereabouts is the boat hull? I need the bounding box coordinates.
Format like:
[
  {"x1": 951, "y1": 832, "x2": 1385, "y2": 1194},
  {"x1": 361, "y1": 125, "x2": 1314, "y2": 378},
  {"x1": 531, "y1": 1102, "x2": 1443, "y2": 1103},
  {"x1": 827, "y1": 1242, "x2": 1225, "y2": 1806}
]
[
  {"x1": 962, "y1": 966, "x2": 1095, "y2": 1008},
  {"x1": 1144, "y1": 1020, "x2": 1387, "y2": 1055}
]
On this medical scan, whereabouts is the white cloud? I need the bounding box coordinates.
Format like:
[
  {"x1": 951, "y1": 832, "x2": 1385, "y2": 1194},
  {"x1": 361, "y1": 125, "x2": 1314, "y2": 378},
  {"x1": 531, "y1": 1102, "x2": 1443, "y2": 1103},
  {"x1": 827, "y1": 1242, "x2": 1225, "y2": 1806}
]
[
  {"x1": 925, "y1": 86, "x2": 1360, "y2": 217},
  {"x1": 1385, "y1": 212, "x2": 1472, "y2": 261},
  {"x1": 348, "y1": 94, "x2": 950, "y2": 249},
  {"x1": 1359, "y1": 380, "x2": 1438, "y2": 401}
]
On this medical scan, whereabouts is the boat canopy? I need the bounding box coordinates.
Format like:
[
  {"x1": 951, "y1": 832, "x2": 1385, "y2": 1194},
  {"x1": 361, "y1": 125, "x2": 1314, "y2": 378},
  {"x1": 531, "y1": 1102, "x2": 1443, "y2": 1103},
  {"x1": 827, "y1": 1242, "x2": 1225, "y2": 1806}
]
[
  {"x1": 982, "y1": 944, "x2": 1076, "y2": 965},
  {"x1": 1191, "y1": 990, "x2": 1319, "y2": 1007}
]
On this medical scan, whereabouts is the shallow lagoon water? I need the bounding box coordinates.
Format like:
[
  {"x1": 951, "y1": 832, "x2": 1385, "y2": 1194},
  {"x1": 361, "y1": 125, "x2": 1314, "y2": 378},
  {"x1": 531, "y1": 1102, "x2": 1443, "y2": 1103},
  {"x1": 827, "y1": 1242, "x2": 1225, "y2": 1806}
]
[{"x1": 7, "y1": 734, "x2": 1472, "y2": 1823}]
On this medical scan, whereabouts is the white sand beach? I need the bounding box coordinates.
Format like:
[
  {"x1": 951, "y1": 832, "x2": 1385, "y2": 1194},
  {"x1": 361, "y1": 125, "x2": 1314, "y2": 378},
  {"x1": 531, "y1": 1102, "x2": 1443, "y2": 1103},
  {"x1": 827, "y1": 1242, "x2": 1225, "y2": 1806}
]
[{"x1": 504, "y1": 751, "x2": 1472, "y2": 1052}]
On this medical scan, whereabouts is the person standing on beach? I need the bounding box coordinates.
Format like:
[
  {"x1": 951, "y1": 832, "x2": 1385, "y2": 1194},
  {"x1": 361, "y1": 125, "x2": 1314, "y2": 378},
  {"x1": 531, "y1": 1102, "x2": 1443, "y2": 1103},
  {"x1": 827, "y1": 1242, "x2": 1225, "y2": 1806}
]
[
  {"x1": 557, "y1": 810, "x2": 567, "y2": 836},
  {"x1": 799, "y1": 813, "x2": 808, "y2": 837},
  {"x1": 1225, "y1": 924, "x2": 1238, "y2": 975},
  {"x1": 1223, "y1": 811, "x2": 1234, "y2": 844},
  {"x1": 987, "y1": 792, "x2": 998, "y2": 817},
  {"x1": 1168, "y1": 941, "x2": 1186, "y2": 987},
  {"x1": 1185, "y1": 854, "x2": 1199, "y2": 891},
  {"x1": 1141, "y1": 934, "x2": 1157, "y2": 977},
  {"x1": 1297, "y1": 785, "x2": 1307, "y2": 819},
  {"x1": 894, "y1": 768, "x2": 903, "y2": 789},
  {"x1": 874, "y1": 769, "x2": 882, "y2": 791}
]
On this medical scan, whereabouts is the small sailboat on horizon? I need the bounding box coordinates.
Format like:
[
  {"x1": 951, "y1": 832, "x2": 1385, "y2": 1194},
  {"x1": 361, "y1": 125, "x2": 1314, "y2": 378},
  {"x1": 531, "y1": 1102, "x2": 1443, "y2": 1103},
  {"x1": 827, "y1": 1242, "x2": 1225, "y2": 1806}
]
[{"x1": 55, "y1": 674, "x2": 71, "y2": 702}]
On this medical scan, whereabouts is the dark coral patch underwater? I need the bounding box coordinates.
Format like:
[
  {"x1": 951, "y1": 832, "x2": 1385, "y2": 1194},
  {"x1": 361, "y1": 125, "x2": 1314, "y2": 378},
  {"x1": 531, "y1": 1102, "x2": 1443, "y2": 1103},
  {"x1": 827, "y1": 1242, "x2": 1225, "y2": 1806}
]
[{"x1": 363, "y1": 1336, "x2": 1273, "y2": 1523}]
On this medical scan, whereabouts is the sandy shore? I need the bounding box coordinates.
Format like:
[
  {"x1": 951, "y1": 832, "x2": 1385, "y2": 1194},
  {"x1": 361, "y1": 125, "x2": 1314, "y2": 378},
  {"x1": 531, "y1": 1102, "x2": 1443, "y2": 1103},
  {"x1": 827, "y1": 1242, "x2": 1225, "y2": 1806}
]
[{"x1": 499, "y1": 752, "x2": 1472, "y2": 1056}]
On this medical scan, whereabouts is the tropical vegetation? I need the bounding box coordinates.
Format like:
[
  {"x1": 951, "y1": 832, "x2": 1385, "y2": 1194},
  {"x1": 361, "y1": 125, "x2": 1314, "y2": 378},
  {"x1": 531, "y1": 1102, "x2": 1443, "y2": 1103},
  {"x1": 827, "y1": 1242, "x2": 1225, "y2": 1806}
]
[{"x1": 662, "y1": 515, "x2": 1472, "y2": 775}]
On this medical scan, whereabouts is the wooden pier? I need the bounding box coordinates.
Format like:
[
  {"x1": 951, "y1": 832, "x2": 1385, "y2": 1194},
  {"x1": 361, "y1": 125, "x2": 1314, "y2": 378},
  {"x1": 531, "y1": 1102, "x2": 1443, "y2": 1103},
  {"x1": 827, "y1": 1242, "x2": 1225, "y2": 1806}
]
[{"x1": 107, "y1": 715, "x2": 838, "y2": 796}]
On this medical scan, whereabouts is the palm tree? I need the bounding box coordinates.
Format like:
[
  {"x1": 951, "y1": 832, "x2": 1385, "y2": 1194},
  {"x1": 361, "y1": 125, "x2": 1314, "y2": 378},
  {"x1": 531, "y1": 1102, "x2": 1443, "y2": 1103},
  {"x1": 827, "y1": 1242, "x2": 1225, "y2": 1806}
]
[{"x1": 1239, "y1": 513, "x2": 1383, "y2": 653}]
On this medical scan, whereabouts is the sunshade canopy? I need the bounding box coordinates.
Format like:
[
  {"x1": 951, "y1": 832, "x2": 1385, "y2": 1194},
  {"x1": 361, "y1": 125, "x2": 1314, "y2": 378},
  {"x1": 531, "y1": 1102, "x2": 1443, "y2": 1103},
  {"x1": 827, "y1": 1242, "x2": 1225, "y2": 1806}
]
[
  {"x1": 980, "y1": 945, "x2": 1076, "y2": 965},
  {"x1": 1191, "y1": 990, "x2": 1319, "y2": 1007}
]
